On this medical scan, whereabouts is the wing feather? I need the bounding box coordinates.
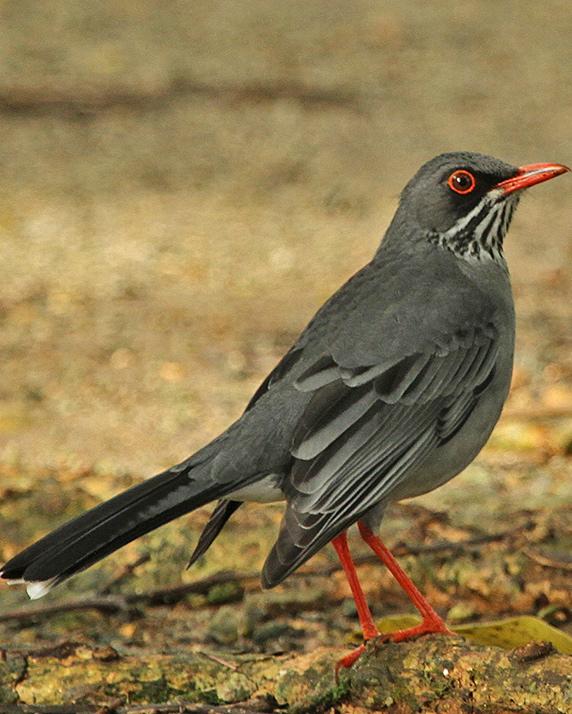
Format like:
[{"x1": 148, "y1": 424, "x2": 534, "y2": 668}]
[
  {"x1": 291, "y1": 382, "x2": 377, "y2": 461},
  {"x1": 263, "y1": 322, "x2": 500, "y2": 587}
]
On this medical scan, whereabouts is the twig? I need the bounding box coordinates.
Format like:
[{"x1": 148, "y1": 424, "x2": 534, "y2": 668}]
[
  {"x1": 198, "y1": 650, "x2": 239, "y2": 671},
  {"x1": 126, "y1": 570, "x2": 259, "y2": 605},
  {"x1": 99, "y1": 553, "x2": 151, "y2": 595},
  {"x1": 522, "y1": 547, "x2": 572, "y2": 571},
  {"x1": 307, "y1": 524, "x2": 532, "y2": 578},
  {"x1": 0, "y1": 597, "x2": 131, "y2": 623}
]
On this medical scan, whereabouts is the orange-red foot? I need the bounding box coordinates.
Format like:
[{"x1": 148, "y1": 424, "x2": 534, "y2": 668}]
[
  {"x1": 336, "y1": 617, "x2": 453, "y2": 680},
  {"x1": 335, "y1": 643, "x2": 366, "y2": 680},
  {"x1": 383, "y1": 615, "x2": 453, "y2": 644}
]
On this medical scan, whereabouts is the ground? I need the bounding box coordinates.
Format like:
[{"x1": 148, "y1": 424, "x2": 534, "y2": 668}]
[{"x1": 0, "y1": 2, "x2": 570, "y2": 711}]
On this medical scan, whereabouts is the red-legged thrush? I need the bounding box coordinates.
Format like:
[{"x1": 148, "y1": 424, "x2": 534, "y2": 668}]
[{"x1": 2, "y1": 152, "x2": 568, "y2": 669}]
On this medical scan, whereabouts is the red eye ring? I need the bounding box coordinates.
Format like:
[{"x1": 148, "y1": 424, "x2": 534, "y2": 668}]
[{"x1": 447, "y1": 169, "x2": 476, "y2": 195}]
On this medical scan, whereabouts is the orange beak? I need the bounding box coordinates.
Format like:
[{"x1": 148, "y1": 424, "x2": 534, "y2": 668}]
[{"x1": 496, "y1": 163, "x2": 570, "y2": 195}]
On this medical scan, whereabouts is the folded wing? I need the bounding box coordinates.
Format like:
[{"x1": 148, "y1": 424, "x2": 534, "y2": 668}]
[{"x1": 262, "y1": 322, "x2": 498, "y2": 587}]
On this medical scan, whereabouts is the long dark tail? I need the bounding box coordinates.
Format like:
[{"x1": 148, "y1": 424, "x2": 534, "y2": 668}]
[{"x1": 0, "y1": 455, "x2": 245, "y2": 598}]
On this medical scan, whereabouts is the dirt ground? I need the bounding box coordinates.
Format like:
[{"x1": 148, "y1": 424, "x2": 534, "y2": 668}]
[{"x1": 0, "y1": 2, "x2": 570, "y2": 710}]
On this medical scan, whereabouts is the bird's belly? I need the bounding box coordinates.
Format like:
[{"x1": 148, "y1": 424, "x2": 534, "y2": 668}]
[{"x1": 389, "y1": 361, "x2": 513, "y2": 502}]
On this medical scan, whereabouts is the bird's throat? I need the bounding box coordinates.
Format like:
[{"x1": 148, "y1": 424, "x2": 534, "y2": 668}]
[{"x1": 428, "y1": 193, "x2": 520, "y2": 263}]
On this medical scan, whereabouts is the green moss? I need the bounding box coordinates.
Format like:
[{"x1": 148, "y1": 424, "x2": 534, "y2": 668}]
[
  {"x1": 126, "y1": 675, "x2": 186, "y2": 704},
  {"x1": 274, "y1": 654, "x2": 349, "y2": 713},
  {"x1": 0, "y1": 653, "x2": 26, "y2": 705},
  {"x1": 206, "y1": 581, "x2": 245, "y2": 605}
]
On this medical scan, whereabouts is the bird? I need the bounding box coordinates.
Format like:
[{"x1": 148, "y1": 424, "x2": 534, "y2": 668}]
[{"x1": 1, "y1": 152, "x2": 568, "y2": 671}]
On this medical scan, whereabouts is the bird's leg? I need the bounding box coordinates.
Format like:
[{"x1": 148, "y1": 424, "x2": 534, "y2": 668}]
[
  {"x1": 331, "y1": 531, "x2": 379, "y2": 674},
  {"x1": 357, "y1": 522, "x2": 453, "y2": 641}
]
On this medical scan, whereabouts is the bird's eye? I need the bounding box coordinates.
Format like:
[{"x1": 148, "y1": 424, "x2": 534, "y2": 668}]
[{"x1": 447, "y1": 169, "x2": 476, "y2": 195}]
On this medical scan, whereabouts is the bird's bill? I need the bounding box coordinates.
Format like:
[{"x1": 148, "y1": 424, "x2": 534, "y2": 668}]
[{"x1": 496, "y1": 162, "x2": 570, "y2": 195}]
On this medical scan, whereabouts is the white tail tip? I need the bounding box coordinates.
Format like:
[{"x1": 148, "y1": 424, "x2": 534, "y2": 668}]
[{"x1": 26, "y1": 578, "x2": 57, "y2": 600}]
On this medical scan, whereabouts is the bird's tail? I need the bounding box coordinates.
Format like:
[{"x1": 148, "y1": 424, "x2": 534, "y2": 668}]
[{"x1": 0, "y1": 454, "x2": 244, "y2": 599}]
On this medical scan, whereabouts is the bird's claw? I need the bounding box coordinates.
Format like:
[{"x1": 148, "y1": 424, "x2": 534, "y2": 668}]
[
  {"x1": 383, "y1": 617, "x2": 454, "y2": 643},
  {"x1": 334, "y1": 643, "x2": 367, "y2": 681}
]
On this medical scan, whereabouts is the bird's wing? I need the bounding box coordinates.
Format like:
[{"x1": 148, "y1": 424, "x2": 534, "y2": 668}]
[{"x1": 262, "y1": 320, "x2": 499, "y2": 587}]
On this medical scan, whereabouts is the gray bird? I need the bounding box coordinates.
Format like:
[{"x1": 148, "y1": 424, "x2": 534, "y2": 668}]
[{"x1": 1, "y1": 152, "x2": 568, "y2": 669}]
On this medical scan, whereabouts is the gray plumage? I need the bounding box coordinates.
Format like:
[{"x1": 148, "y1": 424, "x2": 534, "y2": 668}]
[{"x1": 3, "y1": 151, "x2": 565, "y2": 600}]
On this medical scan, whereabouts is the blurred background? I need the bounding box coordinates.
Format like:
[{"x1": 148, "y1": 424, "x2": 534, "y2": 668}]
[
  {"x1": 1, "y1": 0, "x2": 570, "y2": 475},
  {"x1": 0, "y1": 0, "x2": 570, "y2": 657}
]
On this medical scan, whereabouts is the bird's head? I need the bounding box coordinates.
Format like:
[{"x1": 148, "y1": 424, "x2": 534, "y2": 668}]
[{"x1": 394, "y1": 151, "x2": 569, "y2": 262}]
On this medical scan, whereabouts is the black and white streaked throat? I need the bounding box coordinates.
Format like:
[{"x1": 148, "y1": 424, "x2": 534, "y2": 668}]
[{"x1": 430, "y1": 191, "x2": 520, "y2": 263}]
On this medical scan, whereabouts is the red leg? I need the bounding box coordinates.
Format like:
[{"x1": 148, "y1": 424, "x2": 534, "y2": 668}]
[
  {"x1": 358, "y1": 522, "x2": 453, "y2": 641},
  {"x1": 331, "y1": 532, "x2": 379, "y2": 674}
]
